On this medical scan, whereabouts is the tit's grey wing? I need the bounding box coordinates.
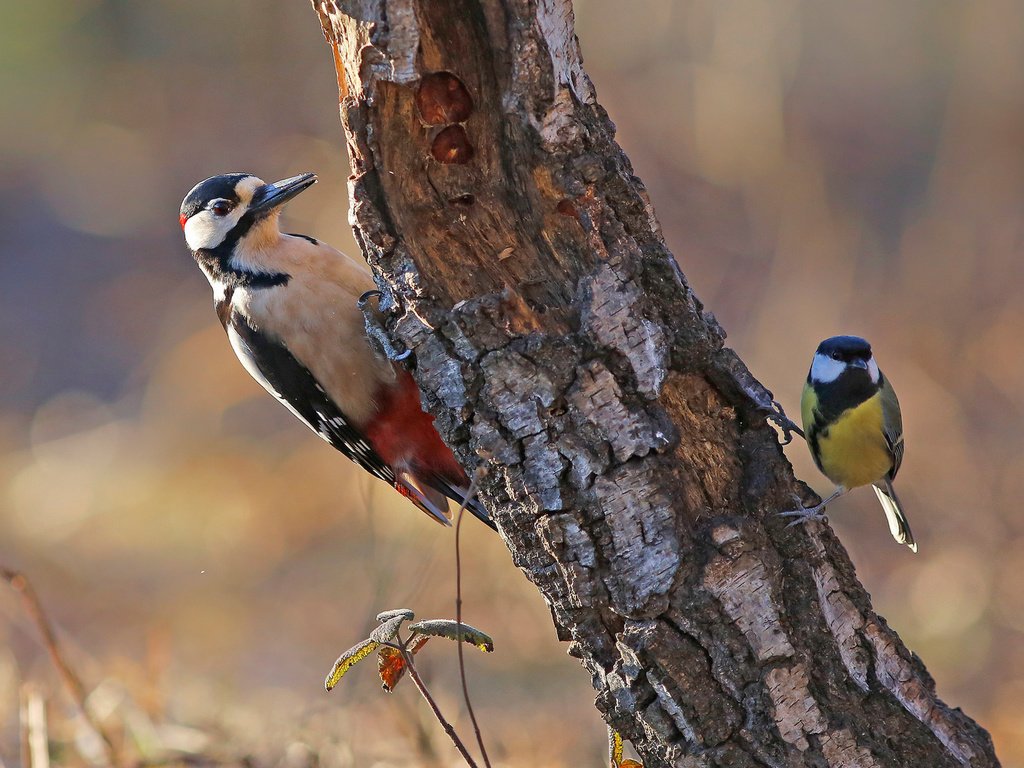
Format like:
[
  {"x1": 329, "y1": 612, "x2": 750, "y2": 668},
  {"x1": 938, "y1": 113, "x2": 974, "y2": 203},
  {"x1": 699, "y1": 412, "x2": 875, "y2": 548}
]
[{"x1": 879, "y1": 373, "x2": 904, "y2": 479}]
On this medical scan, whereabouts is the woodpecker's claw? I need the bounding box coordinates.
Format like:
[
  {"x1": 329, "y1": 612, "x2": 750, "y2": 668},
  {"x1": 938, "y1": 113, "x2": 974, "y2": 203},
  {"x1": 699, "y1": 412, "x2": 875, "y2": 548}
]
[
  {"x1": 356, "y1": 289, "x2": 381, "y2": 311},
  {"x1": 358, "y1": 290, "x2": 413, "y2": 363},
  {"x1": 767, "y1": 400, "x2": 804, "y2": 445}
]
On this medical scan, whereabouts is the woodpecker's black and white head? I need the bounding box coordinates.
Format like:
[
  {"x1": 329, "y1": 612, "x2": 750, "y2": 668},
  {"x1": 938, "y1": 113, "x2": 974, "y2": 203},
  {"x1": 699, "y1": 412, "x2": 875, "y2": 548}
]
[
  {"x1": 809, "y1": 335, "x2": 881, "y2": 387},
  {"x1": 179, "y1": 172, "x2": 317, "y2": 282}
]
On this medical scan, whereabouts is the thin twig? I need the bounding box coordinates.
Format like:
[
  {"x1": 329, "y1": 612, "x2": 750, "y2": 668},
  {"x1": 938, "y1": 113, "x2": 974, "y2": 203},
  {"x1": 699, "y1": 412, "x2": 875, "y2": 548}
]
[
  {"x1": 2, "y1": 566, "x2": 120, "y2": 767},
  {"x1": 454, "y1": 468, "x2": 491, "y2": 768},
  {"x1": 400, "y1": 648, "x2": 479, "y2": 768}
]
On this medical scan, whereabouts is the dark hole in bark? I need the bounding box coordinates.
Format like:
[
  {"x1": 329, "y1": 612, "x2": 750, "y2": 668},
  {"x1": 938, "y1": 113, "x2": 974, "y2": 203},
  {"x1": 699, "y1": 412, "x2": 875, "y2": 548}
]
[
  {"x1": 431, "y1": 125, "x2": 475, "y2": 164},
  {"x1": 416, "y1": 71, "x2": 474, "y2": 125},
  {"x1": 556, "y1": 199, "x2": 578, "y2": 217}
]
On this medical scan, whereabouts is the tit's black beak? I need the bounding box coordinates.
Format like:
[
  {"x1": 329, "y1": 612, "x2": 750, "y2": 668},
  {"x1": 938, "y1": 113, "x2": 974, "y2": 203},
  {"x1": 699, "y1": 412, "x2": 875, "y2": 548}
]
[
  {"x1": 850, "y1": 358, "x2": 869, "y2": 370},
  {"x1": 249, "y1": 173, "x2": 318, "y2": 217}
]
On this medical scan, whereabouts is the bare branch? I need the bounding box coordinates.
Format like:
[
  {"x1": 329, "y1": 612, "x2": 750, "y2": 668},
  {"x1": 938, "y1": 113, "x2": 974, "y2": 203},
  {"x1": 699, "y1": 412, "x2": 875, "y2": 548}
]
[{"x1": 2, "y1": 566, "x2": 120, "y2": 767}]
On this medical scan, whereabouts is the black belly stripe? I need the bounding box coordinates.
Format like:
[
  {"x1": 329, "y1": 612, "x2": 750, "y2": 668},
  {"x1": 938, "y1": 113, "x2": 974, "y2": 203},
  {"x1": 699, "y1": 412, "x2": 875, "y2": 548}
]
[{"x1": 810, "y1": 369, "x2": 878, "y2": 425}]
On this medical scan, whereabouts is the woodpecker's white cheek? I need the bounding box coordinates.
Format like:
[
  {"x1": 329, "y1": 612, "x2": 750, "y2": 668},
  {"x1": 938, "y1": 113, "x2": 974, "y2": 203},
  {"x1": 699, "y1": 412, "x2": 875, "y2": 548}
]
[
  {"x1": 810, "y1": 353, "x2": 845, "y2": 383},
  {"x1": 867, "y1": 356, "x2": 880, "y2": 384},
  {"x1": 183, "y1": 209, "x2": 244, "y2": 251}
]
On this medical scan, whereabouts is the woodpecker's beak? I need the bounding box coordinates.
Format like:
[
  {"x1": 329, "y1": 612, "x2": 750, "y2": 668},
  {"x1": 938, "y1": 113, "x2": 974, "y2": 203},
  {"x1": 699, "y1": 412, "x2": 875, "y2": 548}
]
[{"x1": 249, "y1": 173, "x2": 318, "y2": 217}]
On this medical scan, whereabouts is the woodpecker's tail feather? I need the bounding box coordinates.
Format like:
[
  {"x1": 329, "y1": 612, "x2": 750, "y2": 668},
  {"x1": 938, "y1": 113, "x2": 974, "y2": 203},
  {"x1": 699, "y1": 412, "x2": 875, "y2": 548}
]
[
  {"x1": 425, "y1": 473, "x2": 497, "y2": 531},
  {"x1": 394, "y1": 475, "x2": 452, "y2": 527},
  {"x1": 872, "y1": 479, "x2": 917, "y2": 553},
  {"x1": 394, "y1": 472, "x2": 496, "y2": 531}
]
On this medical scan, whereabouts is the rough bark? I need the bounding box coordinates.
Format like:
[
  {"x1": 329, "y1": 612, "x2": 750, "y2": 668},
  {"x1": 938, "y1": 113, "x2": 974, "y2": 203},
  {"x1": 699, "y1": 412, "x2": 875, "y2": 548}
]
[{"x1": 311, "y1": 2, "x2": 1000, "y2": 766}]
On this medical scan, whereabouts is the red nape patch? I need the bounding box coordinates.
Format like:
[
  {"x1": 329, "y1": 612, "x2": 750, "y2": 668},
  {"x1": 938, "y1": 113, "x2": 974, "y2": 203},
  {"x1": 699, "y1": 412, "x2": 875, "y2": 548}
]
[{"x1": 179, "y1": 214, "x2": 187, "y2": 229}]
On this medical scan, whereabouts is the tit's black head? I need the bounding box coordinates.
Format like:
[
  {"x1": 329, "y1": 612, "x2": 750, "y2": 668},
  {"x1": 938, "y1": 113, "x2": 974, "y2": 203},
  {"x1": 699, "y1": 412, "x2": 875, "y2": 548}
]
[
  {"x1": 179, "y1": 172, "x2": 317, "y2": 252},
  {"x1": 815, "y1": 335, "x2": 872, "y2": 364},
  {"x1": 809, "y1": 334, "x2": 879, "y2": 387}
]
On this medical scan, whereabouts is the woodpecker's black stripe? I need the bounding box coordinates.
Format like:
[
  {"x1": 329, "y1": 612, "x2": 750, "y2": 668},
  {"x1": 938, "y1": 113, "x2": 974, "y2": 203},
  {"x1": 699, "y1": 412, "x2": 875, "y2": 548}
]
[
  {"x1": 227, "y1": 310, "x2": 396, "y2": 485},
  {"x1": 286, "y1": 233, "x2": 319, "y2": 246},
  {"x1": 193, "y1": 250, "x2": 290, "y2": 290}
]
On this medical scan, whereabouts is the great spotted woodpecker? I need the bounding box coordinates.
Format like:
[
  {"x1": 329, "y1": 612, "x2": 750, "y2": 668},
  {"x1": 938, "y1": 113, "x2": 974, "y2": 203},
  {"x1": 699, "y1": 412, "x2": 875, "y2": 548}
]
[{"x1": 179, "y1": 172, "x2": 492, "y2": 529}]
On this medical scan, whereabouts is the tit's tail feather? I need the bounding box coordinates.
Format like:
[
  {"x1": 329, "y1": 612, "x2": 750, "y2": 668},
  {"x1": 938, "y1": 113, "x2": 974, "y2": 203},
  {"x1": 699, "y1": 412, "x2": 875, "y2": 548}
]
[{"x1": 872, "y1": 479, "x2": 917, "y2": 553}]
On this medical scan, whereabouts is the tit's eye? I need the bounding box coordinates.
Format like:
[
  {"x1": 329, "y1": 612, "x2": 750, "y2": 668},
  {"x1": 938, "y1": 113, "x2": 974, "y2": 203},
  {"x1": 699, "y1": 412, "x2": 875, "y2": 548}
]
[{"x1": 210, "y1": 200, "x2": 233, "y2": 216}]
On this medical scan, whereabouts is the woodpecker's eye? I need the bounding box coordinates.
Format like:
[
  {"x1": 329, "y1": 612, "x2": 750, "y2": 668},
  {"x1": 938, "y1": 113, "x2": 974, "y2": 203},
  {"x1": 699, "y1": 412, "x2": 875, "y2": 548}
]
[{"x1": 210, "y1": 200, "x2": 233, "y2": 216}]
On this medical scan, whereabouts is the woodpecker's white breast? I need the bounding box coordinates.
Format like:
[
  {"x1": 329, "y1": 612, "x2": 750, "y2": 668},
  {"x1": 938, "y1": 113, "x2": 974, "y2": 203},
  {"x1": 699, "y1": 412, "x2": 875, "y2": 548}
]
[{"x1": 229, "y1": 234, "x2": 396, "y2": 426}]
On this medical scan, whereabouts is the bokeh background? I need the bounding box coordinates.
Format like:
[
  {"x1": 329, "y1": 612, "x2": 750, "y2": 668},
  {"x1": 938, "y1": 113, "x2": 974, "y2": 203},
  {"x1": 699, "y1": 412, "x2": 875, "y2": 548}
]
[{"x1": 2, "y1": 1, "x2": 1023, "y2": 765}]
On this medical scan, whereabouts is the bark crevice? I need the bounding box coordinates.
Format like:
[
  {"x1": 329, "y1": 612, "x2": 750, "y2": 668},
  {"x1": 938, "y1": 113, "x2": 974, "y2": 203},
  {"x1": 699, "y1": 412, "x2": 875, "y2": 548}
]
[{"x1": 312, "y1": 2, "x2": 1001, "y2": 766}]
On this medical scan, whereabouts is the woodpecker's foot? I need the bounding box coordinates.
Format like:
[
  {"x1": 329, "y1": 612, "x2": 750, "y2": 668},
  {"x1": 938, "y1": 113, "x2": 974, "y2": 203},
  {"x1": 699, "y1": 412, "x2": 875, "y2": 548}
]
[
  {"x1": 766, "y1": 400, "x2": 804, "y2": 444},
  {"x1": 777, "y1": 494, "x2": 829, "y2": 528},
  {"x1": 358, "y1": 290, "x2": 412, "y2": 362}
]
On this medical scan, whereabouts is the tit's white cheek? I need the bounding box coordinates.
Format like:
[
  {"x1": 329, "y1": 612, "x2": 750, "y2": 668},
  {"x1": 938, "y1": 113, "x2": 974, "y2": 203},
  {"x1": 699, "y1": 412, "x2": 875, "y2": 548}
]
[
  {"x1": 810, "y1": 353, "x2": 845, "y2": 383},
  {"x1": 867, "y1": 357, "x2": 880, "y2": 384}
]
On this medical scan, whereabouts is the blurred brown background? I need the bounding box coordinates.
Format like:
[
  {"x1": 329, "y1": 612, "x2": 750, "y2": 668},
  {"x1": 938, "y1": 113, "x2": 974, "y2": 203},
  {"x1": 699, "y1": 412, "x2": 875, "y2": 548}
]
[{"x1": 1, "y1": 1, "x2": 1022, "y2": 765}]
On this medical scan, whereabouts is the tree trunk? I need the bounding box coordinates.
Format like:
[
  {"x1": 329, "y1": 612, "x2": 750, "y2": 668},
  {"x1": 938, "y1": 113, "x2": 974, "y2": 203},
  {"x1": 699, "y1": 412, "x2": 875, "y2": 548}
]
[{"x1": 311, "y1": 2, "x2": 1000, "y2": 766}]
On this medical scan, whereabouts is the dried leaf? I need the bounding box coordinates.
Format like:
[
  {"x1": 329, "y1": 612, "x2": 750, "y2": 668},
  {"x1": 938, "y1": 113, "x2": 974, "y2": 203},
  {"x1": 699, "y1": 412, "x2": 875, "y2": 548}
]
[
  {"x1": 620, "y1": 762, "x2": 643, "y2": 767},
  {"x1": 377, "y1": 647, "x2": 406, "y2": 692},
  {"x1": 408, "y1": 619, "x2": 494, "y2": 652},
  {"x1": 370, "y1": 614, "x2": 406, "y2": 643},
  {"x1": 376, "y1": 608, "x2": 415, "y2": 623},
  {"x1": 324, "y1": 639, "x2": 379, "y2": 691},
  {"x1": 378, "y1": 635, "x2": 430, "y2": 692}
]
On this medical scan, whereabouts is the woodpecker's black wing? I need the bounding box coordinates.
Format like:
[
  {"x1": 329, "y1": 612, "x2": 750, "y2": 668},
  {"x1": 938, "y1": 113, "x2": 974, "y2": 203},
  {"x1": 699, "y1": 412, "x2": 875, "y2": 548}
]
[{"x1": 225, "y1": 311, "x2": 452, "y2": 525}]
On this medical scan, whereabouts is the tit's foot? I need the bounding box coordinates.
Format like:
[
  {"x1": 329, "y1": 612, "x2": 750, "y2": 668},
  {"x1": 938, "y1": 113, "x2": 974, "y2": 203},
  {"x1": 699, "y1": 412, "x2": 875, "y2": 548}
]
[
  {"x1": 767, "y1": 400, "x2": 804, "y2": 445},
  {"x1": 358, "y1": 290, "x2": 412, "y2": 362},
  {"x1": 777, "y1": 494, "x2": 829, "y2": 528}
]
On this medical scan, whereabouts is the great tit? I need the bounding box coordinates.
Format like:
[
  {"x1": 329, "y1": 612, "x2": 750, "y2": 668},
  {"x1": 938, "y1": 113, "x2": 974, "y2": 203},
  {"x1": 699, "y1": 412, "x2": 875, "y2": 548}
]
[{"x1": 780, "y1": 335, "x2": 917, "y2": 552}]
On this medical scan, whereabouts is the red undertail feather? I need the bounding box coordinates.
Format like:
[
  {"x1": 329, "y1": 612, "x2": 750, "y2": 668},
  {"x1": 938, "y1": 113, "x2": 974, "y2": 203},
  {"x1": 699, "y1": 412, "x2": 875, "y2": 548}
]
[{"x1": 363, "y1": 370, "x2": 494, "y2": 529}]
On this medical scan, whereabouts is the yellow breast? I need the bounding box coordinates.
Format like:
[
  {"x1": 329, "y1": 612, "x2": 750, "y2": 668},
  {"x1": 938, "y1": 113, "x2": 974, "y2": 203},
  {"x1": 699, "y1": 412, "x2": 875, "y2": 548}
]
[{"x1": 814, "y1": 393, "x2": 893, "y2": 489}]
